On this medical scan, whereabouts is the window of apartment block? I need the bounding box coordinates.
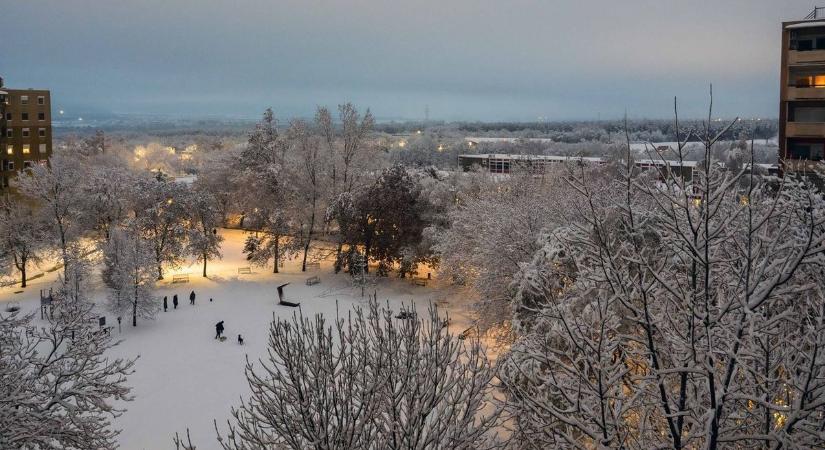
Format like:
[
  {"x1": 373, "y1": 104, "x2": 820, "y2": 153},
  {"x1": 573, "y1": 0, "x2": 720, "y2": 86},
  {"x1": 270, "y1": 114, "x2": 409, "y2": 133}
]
[
  {"x1": 6, "y1": 145, "x2": 12, "y2": 155},
  {"x1": 38, "y1": 144, "x2": 46, "y2": 153},
  {"x1": 23, "y1": 161, "x2": 32, "y2": 169},
  {"x1": 4, "y1": 112, "x2": 11, "y2": 121},
  {"x1": 22, "y1": 145, "x2": 30, "y2": 154},
  {"x1": 20, "y1": 95, "x2": 28, "y2": 105},
  {"x1": 4, "y1": 129, "x2": 11, "y2": 138},
  {"x1": 21, "y1": 112, "x2": 29, "y2": 121},
  {"x1": 37, "y1": 96, "x2": 45, "y2": 105},
  {"x1": 789, "y1": 141, "x2": 825, "y2": 160},
  {"x1": 38, "y1": 128, "x2": 46, "y2": 137},
  {"x1": 38, "y1": 112, "x2": 45, "y2": 121},
  {"x1": 8, "y1": 161, "x2": 14, "y2": 171},
  {"x1": 22, "y1": 128, "x2": 30, "y2": 138}
]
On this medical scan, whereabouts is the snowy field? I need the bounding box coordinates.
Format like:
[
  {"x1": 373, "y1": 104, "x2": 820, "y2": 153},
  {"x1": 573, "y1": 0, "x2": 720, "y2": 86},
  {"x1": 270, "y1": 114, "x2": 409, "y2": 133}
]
[{"x1": 0, "y1": 229, "x2": 477, "y2": 450}]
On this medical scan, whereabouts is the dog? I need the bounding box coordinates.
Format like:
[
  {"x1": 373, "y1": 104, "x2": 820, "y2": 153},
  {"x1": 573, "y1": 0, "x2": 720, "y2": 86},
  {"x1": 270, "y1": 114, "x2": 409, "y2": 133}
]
[{"x1": 237, "y1": 334, "x2": 244, "y2": 345}]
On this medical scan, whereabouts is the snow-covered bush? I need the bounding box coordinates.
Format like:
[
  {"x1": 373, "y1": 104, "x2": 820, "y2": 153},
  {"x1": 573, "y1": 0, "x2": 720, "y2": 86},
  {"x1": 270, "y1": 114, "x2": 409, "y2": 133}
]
[{"x1": 213, "y1": 301, "x2": 500, "y2": 449}]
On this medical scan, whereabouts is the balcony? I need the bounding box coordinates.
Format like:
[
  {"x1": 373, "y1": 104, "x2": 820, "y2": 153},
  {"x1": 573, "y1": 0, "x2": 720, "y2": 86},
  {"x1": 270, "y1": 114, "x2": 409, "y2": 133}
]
[
  {"x1": 789, "y1": 49, "x2": 825, "y2": 65},
  {"x1": 787, "y1": 122, "x2": 825, "y2": 137},
  {"x1": 786, "y1": 86, "x2": 825, "y2": 100}
]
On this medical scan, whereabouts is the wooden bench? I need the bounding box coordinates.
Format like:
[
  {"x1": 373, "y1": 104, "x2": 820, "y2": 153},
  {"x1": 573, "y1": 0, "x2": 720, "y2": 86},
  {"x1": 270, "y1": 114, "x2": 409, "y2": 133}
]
[
  {"x1": 172, "y1": 274, "x2": 190, "y2": 283},
  {"x1": 412, "y1": 278, "x2": 428, "y2": 287},
  {"x1": 395, "y1": 310, "x2": 417, "y2": 320},
  {"x1": 305, "y1": 276, "x2": 321, "y2": 286},
  {"x1": 305, "y1": 262, "x2": 321, "y2": 270},
  {"x1": 238, "y1": 267, "x2": 252, "y2": 275}
]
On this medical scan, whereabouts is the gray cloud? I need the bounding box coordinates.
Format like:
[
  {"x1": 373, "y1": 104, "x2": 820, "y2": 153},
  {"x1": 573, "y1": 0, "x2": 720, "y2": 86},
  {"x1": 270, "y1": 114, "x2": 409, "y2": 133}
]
[{"x1": 0, "y1": 0, "x2": 811, "y2": 120}]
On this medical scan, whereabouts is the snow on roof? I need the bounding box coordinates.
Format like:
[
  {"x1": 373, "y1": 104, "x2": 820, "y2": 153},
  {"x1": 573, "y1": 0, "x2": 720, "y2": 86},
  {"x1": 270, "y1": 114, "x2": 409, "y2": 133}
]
[
  {"x1": 460, "y1": 154, "x2": 700, "y2": 167},
  {"x1": 786, "y1": 21, "x2": 825, "y2": 29},
  {"x1": 0, "y1": 90, "x2": 7, "y2": 95}
]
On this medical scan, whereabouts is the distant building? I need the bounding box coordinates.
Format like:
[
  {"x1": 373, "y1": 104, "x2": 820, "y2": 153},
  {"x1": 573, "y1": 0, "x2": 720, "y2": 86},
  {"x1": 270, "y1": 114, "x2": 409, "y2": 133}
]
[
  {"x1": 779, "y1": 7, "x2": 825, "y2": 170},
  {"x1": 0, "y1": 76, "x2": 53, "y2": 189}
]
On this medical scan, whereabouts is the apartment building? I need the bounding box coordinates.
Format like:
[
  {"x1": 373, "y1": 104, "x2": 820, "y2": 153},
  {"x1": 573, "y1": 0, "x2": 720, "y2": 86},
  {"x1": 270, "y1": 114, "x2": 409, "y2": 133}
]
[
  {"x1": 779, "y1": 7, "x2": 825, "y2": 169},
  {"x1": 0, "y1": 76, "x2": 52, "y2": 188}
]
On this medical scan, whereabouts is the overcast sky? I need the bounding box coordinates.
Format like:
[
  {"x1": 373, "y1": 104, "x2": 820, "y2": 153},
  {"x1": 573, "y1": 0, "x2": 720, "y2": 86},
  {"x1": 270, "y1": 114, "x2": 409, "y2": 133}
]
[{"x1": 0, "y1": 0, "x2": 818, "y2": 121}]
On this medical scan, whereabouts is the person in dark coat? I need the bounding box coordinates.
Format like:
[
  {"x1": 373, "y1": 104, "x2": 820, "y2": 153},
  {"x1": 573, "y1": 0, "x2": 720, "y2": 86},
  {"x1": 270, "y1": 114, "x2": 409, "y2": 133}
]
[
  {"x1": 173, "y1": 294, "x2": 178, "y2": 309},
  {"x1": 163, "y1": 296, "x2": 168, "y2": 312},
  {"x1": 190, "y1": 290, "x2": 196, "y2": 305},
  {"x1": 215, "y1": 321, "x2": 225, "y2": 339}
]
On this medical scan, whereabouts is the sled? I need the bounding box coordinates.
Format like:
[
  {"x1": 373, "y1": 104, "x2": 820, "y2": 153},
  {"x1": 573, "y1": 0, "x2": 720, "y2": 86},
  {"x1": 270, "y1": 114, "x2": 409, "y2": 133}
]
[{"x1": 218, "y1": 336, "x2": 227, "y2": 342}]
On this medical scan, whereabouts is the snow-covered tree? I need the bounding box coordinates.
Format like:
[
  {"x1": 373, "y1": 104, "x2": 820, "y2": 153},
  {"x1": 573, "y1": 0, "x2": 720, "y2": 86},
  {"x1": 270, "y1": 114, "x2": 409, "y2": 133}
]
[
  {"x1": 286, "y1": 119, "x2": 327, "y2": 272},
  {"x1": 79, "y1": 163, "x2": 136, "y2": 241},
  {"x1": 102, "y1": 226, "x2": 159, "y2": 327},
  {"x1": 242, "y1": 209, "x2": 297, "y2": 273},
  {"x1": 187, "y1": 188, "x2": 224, "y2": 278},
  {"x1": 0, "y1": 289, "x2": 134, "y2": 448},
  {"x1": 0, "y1": 200, "x2": 46, "y2": 288},
  {"x1": 14, "y1": 151, "x2": 87, "y2": 278},
  {"x1": 213, "y1": 301, "x2": 500, "y2": 449},
  {"x1": 132, "y1": 175, "x2": 191, "y2": 279},
  {"x1": 500, "y1": 106, "x2": 825, "y2": 448}
]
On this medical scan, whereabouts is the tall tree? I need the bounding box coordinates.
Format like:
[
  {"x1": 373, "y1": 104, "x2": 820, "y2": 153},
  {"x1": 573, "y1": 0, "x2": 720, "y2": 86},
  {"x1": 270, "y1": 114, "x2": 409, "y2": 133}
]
[
  {"x1": 0, "y1": 200, "x2": 46, "y2": 288},
  {"x1": 102, "y1": 226, "x2": 159, "y2": 327},
  {"x1": 287, "y1": 119, "x2": 326, "y2": 272},
  {"x1": 132, "y1": 175, "x2": 190, "y2": 279},
  {"x1": 15, "y1": 151, "x2": 86, "y2": 278},
  {"x1": 187, "y1": 188, "x2": 224, "y2": 277}
]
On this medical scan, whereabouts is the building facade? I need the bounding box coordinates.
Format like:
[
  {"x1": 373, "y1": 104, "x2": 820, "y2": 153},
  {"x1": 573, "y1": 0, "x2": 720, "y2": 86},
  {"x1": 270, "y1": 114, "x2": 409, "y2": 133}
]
[
  {"x1": 779, "y1": 8, "x2": 825, "y2": 168},
  {"x1": 0, "y1": 77, "x2": 52, "y2": 189}
]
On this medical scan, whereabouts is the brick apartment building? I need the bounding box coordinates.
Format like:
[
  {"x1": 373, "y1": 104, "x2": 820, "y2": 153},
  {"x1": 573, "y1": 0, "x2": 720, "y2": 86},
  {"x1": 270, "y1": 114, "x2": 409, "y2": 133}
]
[{"x1": 0, "y1": 76, "x2": 52, "y2": 189}]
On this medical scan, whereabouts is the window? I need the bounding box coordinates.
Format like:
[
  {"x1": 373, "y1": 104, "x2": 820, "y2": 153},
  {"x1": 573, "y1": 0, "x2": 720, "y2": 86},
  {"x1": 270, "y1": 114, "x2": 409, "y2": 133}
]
[
  {"x1": 6, "y1": 145, "x2": 12, "y2": 155},
  {"x1": 38, "y1": 144, "x2": 46, "y2": 154},
  {"x1": 23, "y1": 161, "x2": 32, "y2": 169},
  {"x1": 789, "y1": 141, "x2": 825, "y2": 160},
  {"x1": 22, "y1": 145, "x2": 30, "y2": 154},
  {"x1": 38, "y1": 128, "x2": 46, "y2": 137},
  {"x1": 789, "y1": 102, "x2": 825, "y2": 122},
  {"x1": 5, "y1": 112, "x2": 11, "y2": 121},
  {"x1": 7, "y1": 161, "x2": 14, "y2": 171},
  {"x1": 22, "y1": 128, "x2": 29, "y2": 138},
  {"x1": 37, "y1": 96, "x2": 45, "y2": 105},
  {"x1": 38, "y1": 112, "x2": 45, "y2": 121},
  {"x1": 21, "y1": 112, "x2": 28, "y2": 121},
  {"x1": 4, "y1": 129, "x2": 10, "y2": 138},
  {"x1": 20, "y1": 95, "x2": 28, "y2": 105}
]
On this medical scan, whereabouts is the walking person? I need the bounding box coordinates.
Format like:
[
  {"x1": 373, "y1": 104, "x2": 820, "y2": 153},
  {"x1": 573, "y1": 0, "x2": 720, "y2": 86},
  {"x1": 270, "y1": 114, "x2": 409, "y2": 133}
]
[
  {"x1": 163, "y1": 296, "x2": 168, "y2": 312},
  {"x1": 173, "y1": 294, "x2": 178, "y2": 309},
  {"x1": 215, "y1": 321, "x2": 225, "y2": 340},
  {"x1": 190, "y1": 290, "x2": 196, "y2": 305}
]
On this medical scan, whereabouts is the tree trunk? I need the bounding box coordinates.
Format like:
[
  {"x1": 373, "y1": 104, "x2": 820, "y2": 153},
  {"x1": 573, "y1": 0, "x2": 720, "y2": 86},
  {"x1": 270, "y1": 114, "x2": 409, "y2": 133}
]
[
  {"x1": 301, "y1": 202, "x2": 316, "y2": 272},
  {"x1": 20, "y1": 259, "x2": 27, "y2": 288},
  {"x1": 203, "y1": 254, "x2": 208, "y2": 277},
  {"x1": 273, "y1": 236, "x2": 280, "y2": 274}
]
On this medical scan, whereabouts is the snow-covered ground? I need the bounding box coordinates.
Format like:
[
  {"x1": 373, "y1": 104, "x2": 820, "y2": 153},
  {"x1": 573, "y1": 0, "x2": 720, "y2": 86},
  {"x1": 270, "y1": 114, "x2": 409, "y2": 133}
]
[{"x1": 0, "y1": 229, "x2": 480, "y2": 450}]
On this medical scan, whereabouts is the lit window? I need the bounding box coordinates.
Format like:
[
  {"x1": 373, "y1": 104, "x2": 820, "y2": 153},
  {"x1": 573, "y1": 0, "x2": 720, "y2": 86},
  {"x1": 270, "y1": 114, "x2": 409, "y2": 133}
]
[
  {"x1": 37, "y1": 96, "x2": 45, "y2": 105},
  {"x1": 38, "y1": 112, "x2": 45, "y2": 121},
  {"x1": 22, "y1": 145, "x2": 30, "y2": 154},
  {"x1": 38, "y1": 144, "x2": 46, "y2": 153},
  {"x1": 6, "y1": 145, "x2": 12, "y2": 155},
  {"x1": 20, "y1": 95, "x2": 28, "y2": 105},
  {"x1": 22, "y1": 128, "x2": 29, "y2": 138},
  {"x1": 38, "y1": 128, "x2": 45, "y2": 137}
]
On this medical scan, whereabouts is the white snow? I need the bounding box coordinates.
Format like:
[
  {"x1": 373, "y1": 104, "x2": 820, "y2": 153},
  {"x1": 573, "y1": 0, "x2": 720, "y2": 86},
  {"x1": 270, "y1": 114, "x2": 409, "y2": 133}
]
[{"x1": 0, "y1": 229, "x2": 476, "y2": 450}]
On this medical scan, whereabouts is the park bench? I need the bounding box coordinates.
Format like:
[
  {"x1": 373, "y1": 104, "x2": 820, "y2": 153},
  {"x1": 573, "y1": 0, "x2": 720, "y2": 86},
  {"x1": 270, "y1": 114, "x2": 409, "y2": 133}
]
[
  {"x1": 172, "y1": 274, "x2": 190, "y2": 283},
  {"x1": 238, "y1": 267, "x2": 252, "y2": 275},
  {"x1": 305, "y1": 262, "x2": 321, "y2": 270},
  {"x1": 412, "y1": 278, "x2": 428, "y2": 287},
  {"x1": 305, "y1": 276, "x2": 321, "y2": 286}
]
